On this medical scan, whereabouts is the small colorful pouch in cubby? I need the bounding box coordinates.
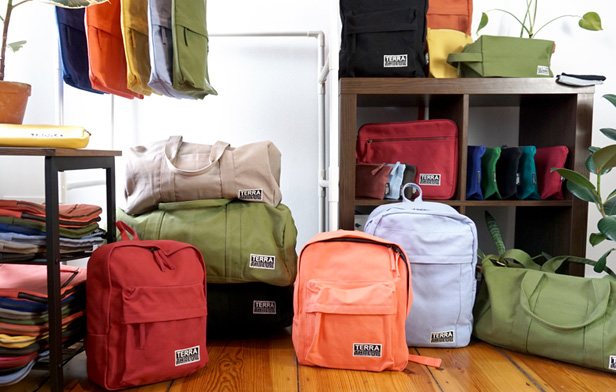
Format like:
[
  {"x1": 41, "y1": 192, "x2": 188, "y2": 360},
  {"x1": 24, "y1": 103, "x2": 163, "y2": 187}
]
[
  {"x1": 517, "y1": 146, "x2": 540, "y2": 200},
  {"x1": 496, "y1": 146, "x2": 522, "y2": 200},
  {"x1": 481, "y1": 147, "x2": 502, "y2": 199},
  {"x1": 466, "y1": 145, "x2": 486, "y2": 200},
  {"x1": 535, "y1": 146, "x2": 569, "y2": 200}
]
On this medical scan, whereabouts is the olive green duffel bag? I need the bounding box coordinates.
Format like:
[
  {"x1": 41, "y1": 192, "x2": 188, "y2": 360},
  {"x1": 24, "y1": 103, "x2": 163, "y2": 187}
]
[{"x1": 116, "y1": 199, "x2": 297, "y2": 286}]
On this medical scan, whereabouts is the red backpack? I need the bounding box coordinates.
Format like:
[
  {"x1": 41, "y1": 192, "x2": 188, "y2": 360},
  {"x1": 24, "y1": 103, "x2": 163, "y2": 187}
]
[{"x1": 86, "y1": 221, "x2": 207, "y2": 390}]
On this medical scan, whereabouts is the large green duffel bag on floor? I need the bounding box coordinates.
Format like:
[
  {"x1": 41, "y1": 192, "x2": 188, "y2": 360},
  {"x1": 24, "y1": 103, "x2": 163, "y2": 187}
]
[{"x1": 116, "y1": 199, "x2": 298, "y2": 286}]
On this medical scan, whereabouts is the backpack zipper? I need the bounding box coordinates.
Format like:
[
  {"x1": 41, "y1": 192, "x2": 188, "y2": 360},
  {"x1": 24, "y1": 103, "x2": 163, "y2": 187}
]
[{"x1": 366, "y1": 137, "x2": 447, "y2": 143}]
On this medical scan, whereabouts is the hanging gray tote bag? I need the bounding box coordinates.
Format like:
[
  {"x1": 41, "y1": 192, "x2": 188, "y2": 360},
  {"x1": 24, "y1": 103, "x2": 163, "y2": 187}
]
[{"x1": 124, "y1": 136, "x2": 282, "y2": 215}]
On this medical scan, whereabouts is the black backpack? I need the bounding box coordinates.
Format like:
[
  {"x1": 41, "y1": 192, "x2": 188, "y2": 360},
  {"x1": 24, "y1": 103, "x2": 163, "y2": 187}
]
[{"x1": 339, "y1": 0, "x2": 428, "y2": 78}]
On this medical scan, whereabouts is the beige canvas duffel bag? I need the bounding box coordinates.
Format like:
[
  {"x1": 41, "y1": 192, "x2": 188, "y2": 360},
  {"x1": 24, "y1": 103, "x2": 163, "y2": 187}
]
[{"x1": 124, "y1": 136, "x2": 282, "y2": 215}]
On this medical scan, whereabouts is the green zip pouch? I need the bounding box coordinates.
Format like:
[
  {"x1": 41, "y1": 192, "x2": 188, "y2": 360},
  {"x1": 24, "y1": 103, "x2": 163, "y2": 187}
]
[{"x1": 481, "y1": 147, "x2": 501, "y2": 199}]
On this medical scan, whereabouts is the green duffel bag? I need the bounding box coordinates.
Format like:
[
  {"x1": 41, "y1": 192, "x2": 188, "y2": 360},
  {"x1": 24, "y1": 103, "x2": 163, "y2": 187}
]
[
  {"x1": 447, "y1": 35, "x2": 554, "y2": 78},
  {"x1": 116, "y1": 199, "x2": 297, "y2": 286},
  {"x1": 474, "y1": 249, "x2": 616, "y2": 372}
]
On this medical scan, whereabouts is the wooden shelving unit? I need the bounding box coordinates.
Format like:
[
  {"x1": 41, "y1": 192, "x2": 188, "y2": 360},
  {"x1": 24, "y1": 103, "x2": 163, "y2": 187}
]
[{"x1": 339, "y1": 78, "x2": 595, "y2": 276}]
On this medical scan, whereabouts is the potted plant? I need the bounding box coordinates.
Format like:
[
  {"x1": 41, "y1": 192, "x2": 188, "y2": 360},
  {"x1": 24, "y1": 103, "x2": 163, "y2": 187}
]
[
  {"x1": 476, "y1": 1, "x2": 602, "y2": 38},
  {"x1": 554, "y1": 94, "x2": 616, "y2": 273},
  {"x1": 447, "y1": 1, "x2": 603, "y2": 79},
  {"x1": 0, "y1": 0, "x2": 104, "y2": 124}
]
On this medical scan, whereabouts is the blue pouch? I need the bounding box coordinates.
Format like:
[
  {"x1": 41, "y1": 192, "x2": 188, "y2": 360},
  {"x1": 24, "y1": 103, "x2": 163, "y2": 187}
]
[
  {"x1": 466, "y1": 145, "x2": 486, "y2": 200},
  {"x1": 385, "y1": 162, "x2": 405, "y2": 200}
]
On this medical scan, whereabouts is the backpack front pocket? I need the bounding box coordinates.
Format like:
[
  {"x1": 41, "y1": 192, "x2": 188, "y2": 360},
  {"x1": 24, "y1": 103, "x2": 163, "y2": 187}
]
[
  {"x1": 302, "y1": 280, "x2": 398, "y2": 371},
  {"x1": 115, "y1": 284, "x2": 208, "y2": 389}
]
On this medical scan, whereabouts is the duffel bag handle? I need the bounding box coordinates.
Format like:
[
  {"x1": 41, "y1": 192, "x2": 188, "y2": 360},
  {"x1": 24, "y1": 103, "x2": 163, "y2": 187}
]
[
  {"x1": 401, "y1": 183, "x2": 422, "y2": 202},
  {"x1": 164, "y1": 136, "x2": 230, "y2": 176},
  {"x1": 519, "y1": 272, "x2": 611, "y2": 331},
  {"x1": 116, "y1": 221, "x2": 139, "y2": 241},
  {"x1": 541, "y1": 255, "x2": 616, "y2": 279}
]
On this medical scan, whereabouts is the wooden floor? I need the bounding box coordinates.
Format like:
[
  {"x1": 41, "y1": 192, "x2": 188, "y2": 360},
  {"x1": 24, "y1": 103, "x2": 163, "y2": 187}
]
[{"x1": 5, "y1": 328, "x2": 616, "y2": 392}]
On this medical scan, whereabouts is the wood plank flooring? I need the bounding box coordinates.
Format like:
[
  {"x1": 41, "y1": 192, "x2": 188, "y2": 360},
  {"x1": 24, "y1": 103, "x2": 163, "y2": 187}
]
[{"x1": 4, "y1": 328, "x2": 615, "y2": 392}]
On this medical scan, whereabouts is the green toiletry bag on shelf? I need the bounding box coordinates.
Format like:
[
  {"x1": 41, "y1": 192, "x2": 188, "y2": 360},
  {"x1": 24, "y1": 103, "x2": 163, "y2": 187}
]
[
  {"x1": 474, "y1": 250, "x2": 616, "y2": 372},
  {"x1": 117, "y1": 199, "x2": 298, "y2": 286},
  {"x1": 447, "y1": 35, "x2": 554, "y2": 78}
]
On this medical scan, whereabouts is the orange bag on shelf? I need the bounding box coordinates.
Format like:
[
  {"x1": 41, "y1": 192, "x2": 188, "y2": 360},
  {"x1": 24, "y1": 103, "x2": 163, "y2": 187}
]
[
  {"x1": 85, "y1": 0, "x2": 144, "y2": 100},
  {"x1": 426, "y1": 0, "x2": 473, "y2": 35}
]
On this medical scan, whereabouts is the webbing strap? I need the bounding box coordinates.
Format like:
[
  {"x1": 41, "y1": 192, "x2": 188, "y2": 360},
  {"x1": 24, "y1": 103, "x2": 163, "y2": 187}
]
[{"x1": 408, "y1": 354, "x2": 442, "y2": 368}]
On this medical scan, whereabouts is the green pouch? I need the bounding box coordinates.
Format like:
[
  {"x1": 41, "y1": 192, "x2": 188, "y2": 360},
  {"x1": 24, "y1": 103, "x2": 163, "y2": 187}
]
[
  {"x1": 474, "y1": 252, "x2": 616, "y2": 372},
  {"x1": 517, "y1": 146, "x2": 540, "y2": 200},
  {"x1": 481, "y1": 146, "x2": 501, "y2": 200},
  {"x1": 172, "y1": 0, "x2": 217, "y2": 98},
  {"x1": 116, "y1": 199, "x2": 297, "y2": 286},
  {"x1": 447, "y1": 35, "x2": 554, "y2": 78}
]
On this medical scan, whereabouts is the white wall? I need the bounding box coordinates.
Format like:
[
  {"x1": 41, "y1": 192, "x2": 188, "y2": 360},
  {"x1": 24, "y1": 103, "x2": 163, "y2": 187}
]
[{"x1": 1, "y1": 0, "x2": 616, "y2": 275}]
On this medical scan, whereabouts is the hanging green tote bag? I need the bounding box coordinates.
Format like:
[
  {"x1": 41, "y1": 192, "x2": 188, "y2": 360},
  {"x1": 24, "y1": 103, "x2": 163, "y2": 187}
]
[
  {"x1": 447, "y1": 35, "x2": 554, "y2": 78},
  {"x1": 474, "y1": 250, "x2": 616, "y2": 372}
]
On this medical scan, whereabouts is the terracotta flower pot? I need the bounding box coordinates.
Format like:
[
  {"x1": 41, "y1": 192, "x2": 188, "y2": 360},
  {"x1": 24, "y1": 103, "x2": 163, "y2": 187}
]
[{"x1": 0, "y1": 81, "x2": 31, "y2": 124}]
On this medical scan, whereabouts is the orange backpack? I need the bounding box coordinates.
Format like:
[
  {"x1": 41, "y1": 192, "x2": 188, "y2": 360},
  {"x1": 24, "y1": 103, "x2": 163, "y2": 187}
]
[
  {"x1": 426, "y1": 0, "x2": 473, "y2": 35},
  {"x1": 292, "y1": 230, "x2": 440, "y2": 371}
]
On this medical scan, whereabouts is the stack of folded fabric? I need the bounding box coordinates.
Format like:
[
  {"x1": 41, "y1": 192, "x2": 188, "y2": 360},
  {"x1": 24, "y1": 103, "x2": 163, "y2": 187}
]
[
  {"x1": 0, "y1": 265, "x2": 87, "y2": 386},
  {"x1": 0, "y1": 200, "x2": 105, "y2": 262}
]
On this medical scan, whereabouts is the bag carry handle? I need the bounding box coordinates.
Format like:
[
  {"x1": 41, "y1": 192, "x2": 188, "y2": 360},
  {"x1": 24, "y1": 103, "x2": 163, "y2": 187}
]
[
  {"x1": 540, "y1": 255, "x2": 616, "y2": 278},
  {"x1": 446, "y1": 52, "x2": 482, "y2": 65},
  {"x1": 401, "y1": 183, "x2": 422, "y2": 202},
  {"x1": 116, "y1": 221, "x2": 139, "y2": 241},
  {"x1": 164, "y1": 136, "x2": 230, "y2": 176},
  {"x1": 519, "y1": 272, "x2": 611, "y2": 331}
]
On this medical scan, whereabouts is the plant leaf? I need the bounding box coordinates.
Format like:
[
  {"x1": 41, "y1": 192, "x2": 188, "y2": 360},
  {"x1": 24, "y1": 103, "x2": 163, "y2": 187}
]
[
  {"x1": 604, "y1": 94, "x2": 616, "y2": 108},
  {"x1": 589, "y1": 232, "x2": 607, "y2": 246},
  {"x1": 600, "y1": 128, "x2": 616, "y2": 141},
  {"x1": 476, "y1": 12, "x2": 489, "y2": 34},
  {"x1": 586, "y1": 151, "x2": 611, "y2": 175},
  {"x1": 7, "y1": 41, "x2": 26, "y2": 53},
  {"x1": 605, "y1": 197, "x2": 616, "y2": 216},
  {"x1": 607, "y1": 189, "x2": 616, "y2": 201},
  {"x1": 578, "y1": 12, "x2": 602, "y2": 31},
  {"x1": 595, "y1": 249, "x2": 612, "y2": 273},
  {"x1": 552, "y1": 168, "x2": 596, "y2": 190},
  {"x1": 34, "y1": 0, "x2": 107, "y2": 8},
  {"x1": 598, "y1": 216, "x2": 616, "y2": 242},
  {"x1": 566, "y1": 180, "x2": 600, "y2": 203},
  {"x1": 485, "y1": 211, "x2": 506, "y2": 256},
  {"x1": 593, "y1": 145, "x2": 616, "y2": 171}
]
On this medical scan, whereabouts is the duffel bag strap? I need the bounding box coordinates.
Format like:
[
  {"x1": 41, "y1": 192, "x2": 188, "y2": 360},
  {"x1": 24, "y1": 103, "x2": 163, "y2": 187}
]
[{"x1": 116, "y1": 220, "x2": 139, "y2": 241}]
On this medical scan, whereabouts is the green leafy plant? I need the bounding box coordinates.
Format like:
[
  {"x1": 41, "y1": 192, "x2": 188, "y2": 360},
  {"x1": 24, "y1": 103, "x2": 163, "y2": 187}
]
[
  {"x1": 476, "y1": 1, "x2": 602, "y2": 39},
  {"x1": 0, "y1": 0, "x2": 105, "y2": 81},
  {"x1": 554, "y1": 94, "x2": 616, "y2": 273}
]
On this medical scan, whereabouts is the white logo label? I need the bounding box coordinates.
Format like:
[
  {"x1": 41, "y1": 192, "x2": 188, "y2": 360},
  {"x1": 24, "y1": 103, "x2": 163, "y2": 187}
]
[
  {"x1": 175, "y1": 346, "x2": 200, "y2": 366},
  {"x1": 537, "y1": 65, "x2": 550, "y2": 76},
  {"x1": 609, "y1": 355, "x2": 616, "y2": 371},
  {"x1": 353, "y1": 343, "x2": 382, "y2": 357},
  {"x1": 383, "y1": 54, "x2": 408, "y2": 68},
  {"x1": 238, "y1": 188, "x2": 263, "y2": 201},
  {"x1": 249, "y1": 254, "x2": 276, "y2": 270},
  {"x1": 253, "y1": 300, "x2": 277, "y2": 314},
  {"x1": 419, "y1": 173, "x2": 441, "y2": 186},
  {"x1": 430, "y1": 330, "x2": 455, "y2": 344}
]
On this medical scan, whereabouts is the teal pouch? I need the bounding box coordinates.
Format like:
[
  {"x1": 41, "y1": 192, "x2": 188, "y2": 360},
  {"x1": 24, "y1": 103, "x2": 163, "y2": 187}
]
[{"x1": 517, "y1": 146, "x2": 540, "y2": 200}]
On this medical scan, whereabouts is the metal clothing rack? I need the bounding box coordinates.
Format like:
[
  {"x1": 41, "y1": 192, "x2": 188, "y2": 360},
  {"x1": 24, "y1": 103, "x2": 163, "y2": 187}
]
[{"x1": 0, "y1": 147, "x2": 120, "y2": 392}]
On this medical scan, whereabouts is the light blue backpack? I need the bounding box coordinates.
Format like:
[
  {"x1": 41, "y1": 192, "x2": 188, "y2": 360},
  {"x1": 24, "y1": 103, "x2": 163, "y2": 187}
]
[{"x1": 364, "y1": 183, "x2": 478, "y2": 348}]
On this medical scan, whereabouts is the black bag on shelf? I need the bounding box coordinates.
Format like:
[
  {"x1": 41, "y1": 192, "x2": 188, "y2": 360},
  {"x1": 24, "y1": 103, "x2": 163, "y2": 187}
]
[{"x1": 339, "y1": 0, "x2": 428, "y2": 78}]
